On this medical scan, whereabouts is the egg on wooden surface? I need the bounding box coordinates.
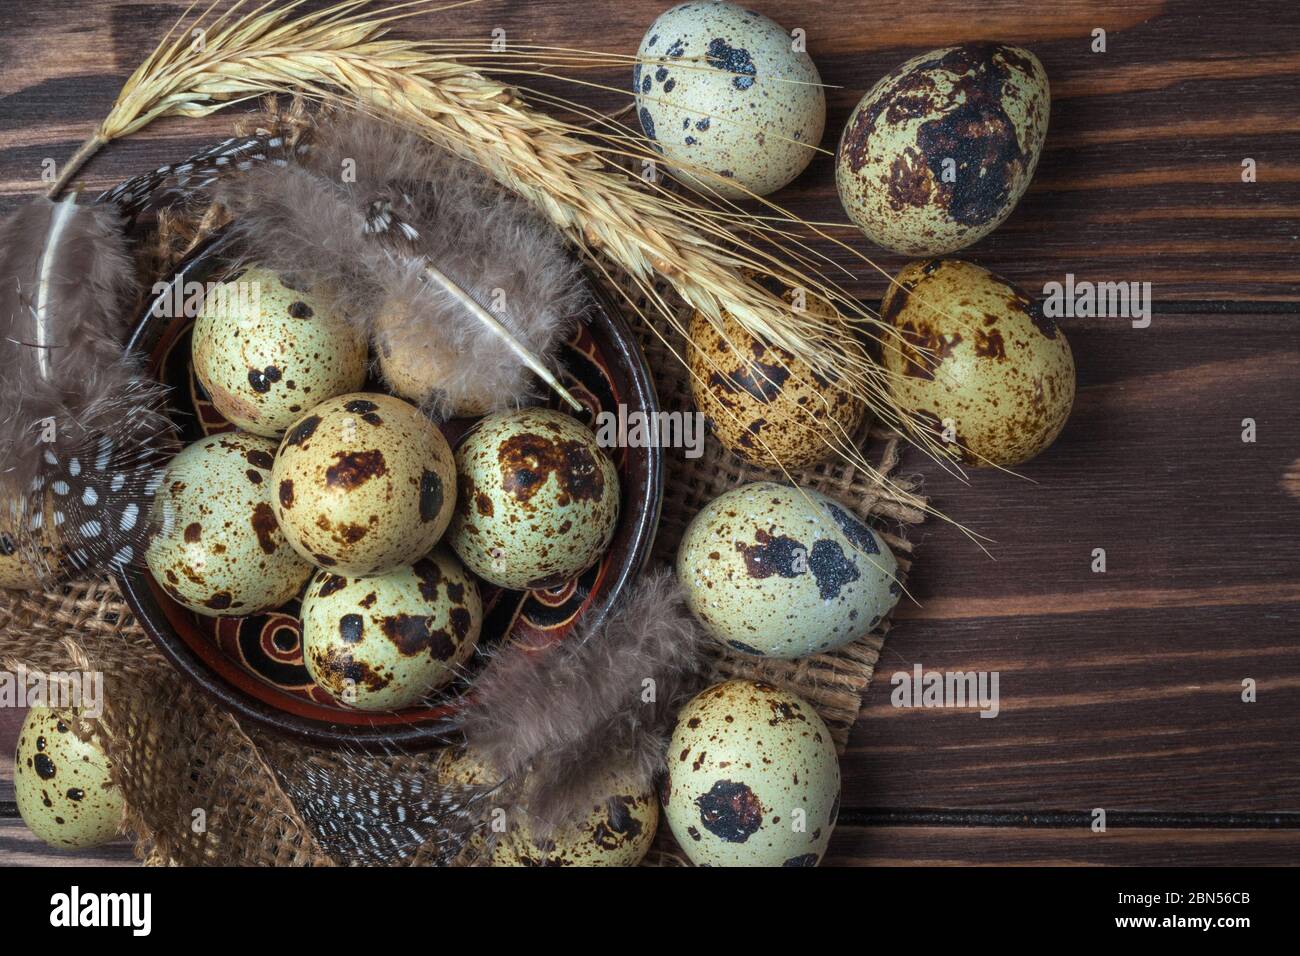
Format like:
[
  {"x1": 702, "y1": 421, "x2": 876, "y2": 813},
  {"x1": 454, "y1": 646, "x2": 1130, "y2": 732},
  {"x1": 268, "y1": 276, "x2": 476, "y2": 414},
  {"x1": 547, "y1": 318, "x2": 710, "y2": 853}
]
[
  {"x1": 663, "y1": 680, "x2": 840, "y2": 866},
  {"x1": 836, "y1": 43, "x2": 1049, "y2": 255},
  {"x1": 191, "y1": 267, "x2": 368, "y2": 438},
  {"x1": 448, "y1": 408, "x2": 619, "y2": 591},
  {"x1": 14, "y1": 708, "x2": 123, "y2": 850},
  {"x1": 880, "y1": 258, "x2": 1075, "y2": 467},
  {"x1": 146, "y1": 432, "x2": 312, "y2": 616},
  {"x1": 688, "y1": 277, "x2": 867, "y2": 469},
  {"x1": 301, "y1": 546, "x2": 481, "y2": 710},
  {"x1": 677, "y1": 481, "x2": 899, "y2": 659},
  {"x1": 272, "y1": 393, "x2": 457, "y2": 576},
  {"x1": 634, "y1": 1, "x2": 825, "y2": 198},
  {"x1": 438, "y1": 750, "x2": 659, "y2": 867}
]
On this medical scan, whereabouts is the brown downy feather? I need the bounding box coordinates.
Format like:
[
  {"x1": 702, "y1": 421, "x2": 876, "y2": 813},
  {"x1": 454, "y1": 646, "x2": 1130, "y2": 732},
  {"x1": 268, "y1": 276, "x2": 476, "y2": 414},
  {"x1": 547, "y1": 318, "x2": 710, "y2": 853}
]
[
  {"x1": 0, "y1": 196, "x2": 174, "y2": 581},
  {"x1": 209, "y1": 111, "x2": 586, "y2": 419},
  {"x1": 456, "y1": 567, "x2": 713, "y2": 835}
]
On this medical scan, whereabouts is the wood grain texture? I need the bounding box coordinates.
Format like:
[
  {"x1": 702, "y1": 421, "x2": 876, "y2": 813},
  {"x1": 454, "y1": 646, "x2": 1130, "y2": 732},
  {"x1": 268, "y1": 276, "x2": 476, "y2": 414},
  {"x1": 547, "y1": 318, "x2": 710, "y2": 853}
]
[
  {"x1": 0, "y1": 820, "x2": 137, "y2": 867},
  {"x1": 0, "y1": 0, "x2": 1297, "y2": 866},
  {"x1": 847, "y1": 313, "x2": 1300, "y2": 813},
  {"x1": 824, "y1": 825, "x2": 1300, "y2": 866}
]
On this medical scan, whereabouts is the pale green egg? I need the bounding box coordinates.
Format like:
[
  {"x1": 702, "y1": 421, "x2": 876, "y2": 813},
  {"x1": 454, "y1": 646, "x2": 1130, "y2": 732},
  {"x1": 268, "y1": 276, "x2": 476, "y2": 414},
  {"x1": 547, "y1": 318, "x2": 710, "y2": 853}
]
[
  {"x1": 145, "y1": 431, "x2": 312, "y2": 616},
  {"x1": 677, "y1": 482, "x2": 899, "y2": 658},
  {"x1": 192, "y1": 267, "x2": 367, "y2": 437},
  {"x1": 14, "y1": 708, "x2": 123, "y2": 850},
  {"x1": 448, "y1": 408, "x2": 619, "y2": 591},
  {"x1": 662, "y1": 680, "x2": 840, "y2": 866},
  {"x1": 635, "y1": 2, "x2": 825, "y2": 198}
]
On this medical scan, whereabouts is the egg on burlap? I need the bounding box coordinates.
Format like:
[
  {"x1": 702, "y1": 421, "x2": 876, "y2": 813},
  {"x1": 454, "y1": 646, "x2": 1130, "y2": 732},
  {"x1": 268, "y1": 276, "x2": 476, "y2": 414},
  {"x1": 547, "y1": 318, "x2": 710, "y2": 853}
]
[
  {"x1": 448, "y1": 408, "x2": 619, "y2": 590},
  {"x1": 0, "y1": 488, "x2": 59, "y2": 589},
  {"x1": 836, "y1": 43, "x2": 1049, "y2": 255},
  {"x1": 879, "y1": 258, "x2": 1075, "y2": 467},
  {"x1": 145, "y1": 431, "x2": 312, "y2": 616},
  {"x1": 688, "y1": 276, "x2": 867, "y2": 468},
  {"x1": 272, "y1": 393, "x2": 457, "y2": 576},
  {"x1": 634, "y1": 2, "x2": 825, "y2": 198},
  {"x1": 662, "y1": 680, "x2": 840, "y2": 866},
  {"x1": 677, "y1": 481, "x2": 899, "y2": 658},
  {"x1": 14, "y1": 708, "x2": 123, "y2": 850},
  {"x1": 300, "y1": 546, "x2": 481, "y2": 710},
  {"x1": 191, "y1": 267, "x2": 368, "y2": 437},
  {"x1": 438, "y1": 749, "x2": 659, "y2": 867}
]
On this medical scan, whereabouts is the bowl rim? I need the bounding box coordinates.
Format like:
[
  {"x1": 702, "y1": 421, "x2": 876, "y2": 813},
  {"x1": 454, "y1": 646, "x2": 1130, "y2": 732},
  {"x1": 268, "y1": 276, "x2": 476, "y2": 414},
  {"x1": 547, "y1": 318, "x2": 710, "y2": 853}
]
[{"x1": 118, "y1": 231, "x2": 663, "y2": 750}]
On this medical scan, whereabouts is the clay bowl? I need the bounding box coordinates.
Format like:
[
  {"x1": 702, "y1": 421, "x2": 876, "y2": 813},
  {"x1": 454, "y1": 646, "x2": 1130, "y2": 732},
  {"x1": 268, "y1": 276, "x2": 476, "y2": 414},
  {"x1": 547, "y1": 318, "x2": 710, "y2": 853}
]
[{"x1": 119, "y1": 232, "x2": 662, "y2": 749}]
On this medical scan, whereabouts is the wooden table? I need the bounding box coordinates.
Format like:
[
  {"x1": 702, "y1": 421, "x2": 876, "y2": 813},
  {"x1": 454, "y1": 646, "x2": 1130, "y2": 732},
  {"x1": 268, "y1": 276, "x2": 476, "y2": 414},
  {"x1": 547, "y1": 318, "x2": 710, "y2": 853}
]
[{"x1": 1, "y1": 0, "x2": 1297, "y2": 866}]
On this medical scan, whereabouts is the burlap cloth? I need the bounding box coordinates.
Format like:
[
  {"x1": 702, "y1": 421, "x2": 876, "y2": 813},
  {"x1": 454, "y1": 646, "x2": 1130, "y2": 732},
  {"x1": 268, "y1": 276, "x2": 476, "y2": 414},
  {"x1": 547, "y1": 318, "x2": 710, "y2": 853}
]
[{"x1": 0, "y1": 142, "x2": 926, "y2": 868}]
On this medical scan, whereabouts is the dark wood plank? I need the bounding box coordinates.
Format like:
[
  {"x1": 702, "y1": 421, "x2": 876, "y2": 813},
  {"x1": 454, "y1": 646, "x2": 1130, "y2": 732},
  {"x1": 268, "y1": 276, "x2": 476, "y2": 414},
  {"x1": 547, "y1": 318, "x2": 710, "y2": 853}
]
[
  {"x1": 846, "y1": 312, "x2": 1300, "y2": 811},
  {"x1": 0, "y1": 819, "x2": 137, "y2": 867},
  {"x1": 824, "y1": 824, "x2": 1300, "y2": 865},
  {"x1": 0, "y1": 0, "x2": 1295, "y2": 299}
]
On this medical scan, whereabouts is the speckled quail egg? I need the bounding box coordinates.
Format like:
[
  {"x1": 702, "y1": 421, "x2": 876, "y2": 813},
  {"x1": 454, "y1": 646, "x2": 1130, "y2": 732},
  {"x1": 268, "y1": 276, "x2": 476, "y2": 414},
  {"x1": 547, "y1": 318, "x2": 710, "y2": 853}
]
[
  {"x1": 301, "y1": 546, "x2": 481, "y2": 710},
  {"x1": 192, "y1": 267, "x2": 368, "y2": 437},
  {"x1": 14, "y1": 708, "x2": 123, "y2": 850},
  {"x1": 836, "y1": 43, "x2": 1050, "y2": 255},
  {"x1": 439, "y1": 750, "x2": 659, "y2": 867},
  {"x1": 880, "y1": 259, "x2": 1075, "y2": 467},
  {"x1": 663, "y1": 680, "x2": 840, "y2": 866},
  {"x1": 635, "y1": 1, "x2": 825, "y2": 198},
  {"x1": 272, "y1": 393, "x2": 457, "y2": 576},
  {"x1": 146, "y1": 431, "x2": 312, "y2": 616},
  {"x1": 688, "y1": 276, "x2": 867, "y2": 469},
  {"x1": 374, "y1": 297, "x2": 493, "y2": 418},
  {"x1": 677, "y1": 481, "x2": 899, "y2": 658},
  {"x1": 448, "y1": 408, "x2": 619, "y2": 590}
]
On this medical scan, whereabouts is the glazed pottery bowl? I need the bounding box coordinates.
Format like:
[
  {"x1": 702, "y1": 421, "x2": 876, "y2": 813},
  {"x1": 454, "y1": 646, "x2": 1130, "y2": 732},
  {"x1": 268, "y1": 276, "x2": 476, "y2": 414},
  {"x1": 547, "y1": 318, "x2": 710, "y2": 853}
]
[{"x1": 119, "y1": 232, "x2": 662, "y2": 749}]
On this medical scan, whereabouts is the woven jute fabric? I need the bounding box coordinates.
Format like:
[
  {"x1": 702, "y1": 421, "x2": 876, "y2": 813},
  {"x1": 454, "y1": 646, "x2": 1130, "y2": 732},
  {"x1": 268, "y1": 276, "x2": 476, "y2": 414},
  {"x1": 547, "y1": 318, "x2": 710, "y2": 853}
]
[{"x1": 0, "y1": 157, "x2": 925, "y2": 871}]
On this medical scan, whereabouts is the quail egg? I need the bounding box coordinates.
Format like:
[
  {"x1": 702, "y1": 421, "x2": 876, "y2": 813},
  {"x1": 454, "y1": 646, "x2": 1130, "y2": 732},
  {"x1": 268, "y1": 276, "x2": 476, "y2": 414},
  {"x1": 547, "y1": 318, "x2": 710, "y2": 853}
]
[
  {"x1": 191, "y1": 267, "x2": 368, "y2": 437},
  {"x1": 301, "y1": 546, "x2": 481, "y2": 710},
  {"x1": 146, "y1": 431, "x2": 313, "y2": 616},
  {"x1": 677, "y1": 481, "x2": 899, "y2": 658},
  {"x1": 0, "y1": 489, "x2": 57, "y2": 590},
  {"x1": 688, "y1": 276, "x2": 867, "y2": 469},
  {"x1": 272, "y1": 393, "x2": 457, "y2": 576},
  {"x1": 663, "y1": 680, "x2": 840, "y2": 866},
  {"x1": 14, "y1": 708, "x2": 124, "y2": 850},
  {"x1": 836, "y1": 43, "x2": 1050, "y2": 255},
  {"x1": 448, "y1": 408, "x2": 619, "y2": 590},
  {"x1": 880, "y1": 258, "x2": 1075, "y2": 466},
  {"x1": 374, "y1": 297, "x2": 494, "y2": 418},
  {"x1": 635, "y1": 1, "x2": 825, "y2": 198},
  {"x1": 439, "y1": 750, "x2": 659, "y2": 867}
]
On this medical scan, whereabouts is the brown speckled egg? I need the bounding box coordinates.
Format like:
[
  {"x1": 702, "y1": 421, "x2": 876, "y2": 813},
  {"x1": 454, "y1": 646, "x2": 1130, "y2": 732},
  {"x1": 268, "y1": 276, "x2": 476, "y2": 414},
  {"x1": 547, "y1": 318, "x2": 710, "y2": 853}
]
[
  {"x1": 192, "y1": 267, "x2": 367, "y2": 437},
  {"x1": 272, "y1": 393, "x2": 457, "y2": 576},
  {"x1": 14, "y1": 708, "x2": 123, "y2": 850},
  {"x1": 634, "y1": 2, "x2": 825, "y2": 198},
  {"x1": 688, "y1": 278, "x2": 867, "y2": 469},
  {"x1": 146, "y1": 432, "x2": 312, "y2": 616},
  {"x1": 448, "y1": 408, "x2": 619, "y2": 590},
  {"x1": 0, "y1": 490, "x2": 58, "y2": 589},
  {"x1": 301, "y1": 547, "x2": 481, "y2": 710},
  {"x1": 438, "y1": 750, "x2": 658, "y2": 867},
  {"x1": 836, "y1": 44, "x2": 1049, "y2": 255},
  {"x1": 880, "y1": 259, "x2": 1075, "y2": 467},
  {"x1": 663, "y1": 680, "x2": 840, "y2": 866},
  {"x1": 374, "y1": 297, "x2": 493, "y2": 417},
  {"x1": 677, "y1": 481, "x2": 899, "y2": 658}
]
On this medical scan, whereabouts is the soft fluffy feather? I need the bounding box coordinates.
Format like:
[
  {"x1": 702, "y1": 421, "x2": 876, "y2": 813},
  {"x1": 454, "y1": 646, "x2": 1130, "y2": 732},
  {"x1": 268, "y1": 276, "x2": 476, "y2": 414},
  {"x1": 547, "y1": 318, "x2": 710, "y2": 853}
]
[
  {"x1": 0, "y1": 197, "x2": 173, "y2": 580},
  {"x1": 210, "y1": 112, "x2": 586, "y2": 419},
  {"x1": 457, "y1": 567, "x2": 713, "y2": 833}
]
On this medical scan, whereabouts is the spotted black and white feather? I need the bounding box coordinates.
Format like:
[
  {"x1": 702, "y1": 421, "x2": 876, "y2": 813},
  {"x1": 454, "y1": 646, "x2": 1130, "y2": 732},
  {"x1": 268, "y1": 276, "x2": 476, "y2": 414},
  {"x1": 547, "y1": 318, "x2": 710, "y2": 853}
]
[{"x1": 276, "y1": 752, "x2": 497, "y2": 866}]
